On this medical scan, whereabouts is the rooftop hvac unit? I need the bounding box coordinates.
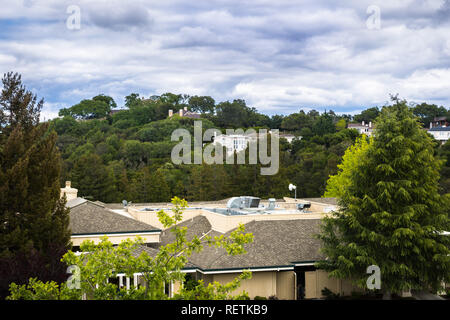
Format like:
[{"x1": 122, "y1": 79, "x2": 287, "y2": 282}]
[
  {"x1": 227, "y1": 196, "x2": 260, "y2": 209},
  {"x1": 267, "y1": 198, "x2": 276, "y2": 210},
  {"x1": 297, "y1": 203, "x2": 311, "y2": 211},
  {"x1": 227, "y1": 197, "x2": 244, "y2": 209}
]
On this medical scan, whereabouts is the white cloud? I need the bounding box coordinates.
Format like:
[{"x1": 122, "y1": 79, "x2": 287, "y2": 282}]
[{"x1": 0, "y1": 0, "x2": 449, "y2": 118}]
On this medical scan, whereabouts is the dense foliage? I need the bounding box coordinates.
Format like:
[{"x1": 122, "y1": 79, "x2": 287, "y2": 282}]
[
  {"x1": 49, "y1": 91, "x2": 449, "y2": 203},
  {"x1": 317, "y1": 100, "x2": 450, "y2": 297},
  {"x1": 0, "y1": 72, "x2": 71, "y2": 298}
]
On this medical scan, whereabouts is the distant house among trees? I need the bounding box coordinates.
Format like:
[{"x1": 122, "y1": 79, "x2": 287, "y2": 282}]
[
  {"x1": 168, "y1": 107, "x2": 201, "y2": 119},
  {"x1": 347, "y1": 121, "x2": 374, "y2": 136},
  {"x1": 428, "y1": 116, "x2": 450, "y2": 143}
]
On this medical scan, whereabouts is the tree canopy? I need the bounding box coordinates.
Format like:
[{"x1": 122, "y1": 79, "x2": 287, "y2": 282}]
[
  {"x1": 317, "y1": 99, "x2": 450, "y2": 297},
  {"x1": 0, "y1": 72, "x2": 71, "y2": 298}
]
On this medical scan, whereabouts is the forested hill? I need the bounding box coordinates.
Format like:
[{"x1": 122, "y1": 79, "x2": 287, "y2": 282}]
[{"x1": 49, "y1": 93, "x2": 450, "y2": 203}]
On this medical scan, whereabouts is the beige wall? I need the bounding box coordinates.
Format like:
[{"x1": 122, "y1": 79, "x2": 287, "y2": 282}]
[
  {"x1": 276, "y1": 271, "x2": 296, "y2": 300},
  {"x1": 71, "y1": 233, "x2": 160, "y2": 246},
  {"x1": 202, "y1": 270, "x2": 295, "y2": 299},
  {"x1": 212, "y1": 271, "x2": 277, "y2": 299},
  {"x1": 305, "y1": 270, "x2": 362, "y2": 299}
]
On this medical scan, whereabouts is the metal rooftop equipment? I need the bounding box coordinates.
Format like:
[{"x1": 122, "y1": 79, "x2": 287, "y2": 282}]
[
  {"x1": 297, "y1": 202, "x2": 311, "y2": 212},
  {"x1": 227, "y1": 196, "x2": 260, "y2": 209},
  {"x1": 267, "y1": 198, "x2": 276, "y2": 210}
]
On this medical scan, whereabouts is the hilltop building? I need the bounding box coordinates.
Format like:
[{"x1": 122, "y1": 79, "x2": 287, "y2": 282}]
[
  {"x1": 347, "y1": 121, "x2": 373, "y2": 136},
  {"x1": 168, "y1": 107, "x2": 201, "y2": 119},
  {"x1": 428, "y1": 116, "x2": 450, "y2": 143}
]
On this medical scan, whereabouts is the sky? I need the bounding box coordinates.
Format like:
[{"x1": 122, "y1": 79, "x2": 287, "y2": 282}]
[{"x1": 1, "y1": 0, "x2": 450, "y2": 120}]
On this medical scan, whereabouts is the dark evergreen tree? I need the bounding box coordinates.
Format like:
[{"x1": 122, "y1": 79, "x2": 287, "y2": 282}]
[
  {"x1": 317, "y1": 99, "x2": 450, "y2": 298},
  {"x1": 0, "y1": 72, "x2": 71, "y2": 298}
]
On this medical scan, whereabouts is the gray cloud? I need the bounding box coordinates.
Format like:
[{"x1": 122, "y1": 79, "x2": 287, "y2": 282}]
[{"x1": 0, "y1": 0, "x2": 449, "y2": 119}]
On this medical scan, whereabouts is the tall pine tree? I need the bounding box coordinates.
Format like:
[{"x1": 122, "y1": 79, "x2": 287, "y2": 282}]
[
  {"x1": 317, "y1": 99, "x2": 450, "y2": 298},
  {"x1": 0, "y1": 72, "x2": 71, "y2": 298}
]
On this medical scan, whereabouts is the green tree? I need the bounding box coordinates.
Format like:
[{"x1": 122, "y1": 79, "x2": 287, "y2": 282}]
[
  {"x1": 353, "y1": 107, "x2": 380, "y2": 124},
  {"x1": 70, "y1": 153, "x2": 116, "y2": 202},
  {"x1": 412, "y1": 103, "x2": 448, "y2": 128},
  {"x1": 125, "y1": 93, "x2": 141, "y2": 109},
  {"x1": 317, "y1": 100, "x2": 450, "y2": 298},
  {"x1": 437, "y1": 139, "x2": 450, "y2": 195},
  {"x1": 59, "y1": 95, "x2": 115, "y2": 120},
  {"x1": 0, "y1": 72, "x2": 71, "y2": 298},
  {"x1": 323, "y1": 136, "x2": 371, "y2": 198},
  {"x1": 188, "y1": 95, "x2": 215, "y2": 114},
  {"x1": 8, "y1": 198, "x2": 254, "y2": 300}
]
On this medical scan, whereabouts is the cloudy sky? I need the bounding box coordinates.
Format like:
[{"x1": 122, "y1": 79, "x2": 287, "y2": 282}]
[{"x1": 1, "y1": 0, "x2": 450, "y2": 119}]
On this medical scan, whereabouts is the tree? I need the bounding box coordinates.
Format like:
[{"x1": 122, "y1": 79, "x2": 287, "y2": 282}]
[
  {"x1": 59, "y1": 95, "x2": 115, "y2": 119},
  {"x1": 125, "y1": 93, "x2": 141, "y2": 109},
  {"x1": 188, "y1": 95, "x2": 215, "y2": 114},
  {"x1": 70, "y1": 153, "x2": 116, "y2": 202},
  {"x1": 312, "y1": 113, "x2": 335, "y2": 136},
  {"x1": 353, "y1": 107, "x2": 379, "y2": 124},
  {"x1": 317, "y1": 100, "x2": 450, "y2": 298},
  {"x1": 7, "y1": 197, "x2": 254, "y2": 300},
  {"x1": 280, "y1": 111, "x2": 312, "y2": 132},
  {"x1": 323, "y1": 136, "x2": 371, "y2": 198},
  {"x1": 335, "y1": 119, "x2": 347, "y2": 132},
  {"x1": 411, "y1": 103, "x2": 448, "y2": 128},
  {"x1": 437, "y1": 139, "x2": 450, "y2": 195},
  {"x1": 0, "y1": 72, "x2": 71, "y2": 298}
]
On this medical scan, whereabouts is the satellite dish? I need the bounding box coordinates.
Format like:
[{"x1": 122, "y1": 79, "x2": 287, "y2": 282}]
[
  {"x1": 122, "y1": 200, "x2": 128, "y2": 207},
  {"x1": 288, "y1": 183, "x2": 296, "y2": 191}
]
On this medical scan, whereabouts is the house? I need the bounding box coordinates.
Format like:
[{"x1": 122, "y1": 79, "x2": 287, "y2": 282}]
[
  {"x1": 430, "y1": 116, "x2": 449, "y2": 129},
  {"x1": 60, "y1": 183, "x2": 362, "y2": 299},
  {"x1": 123, "y1": 197, "x2": 358, "y2": 299},
  {"x1": 212, "y1": 131, "x2": 299, "y2": 156},
  {"x1": 347, "y1": 121, "x2": 373, "y2": 136},
  {"x1": 428, "y1": 117, "x2": 450, "y2": 143},
  {"x1": 61, "y1": 182, "x2": 161, "y2": 248},
  {"x1": 109, "y1": 109, "x2": 126, "y2": 116},
  {"x1": 168, "y1": 107, "x2": 201, "y2": 119},
  {"x1": 428, "y1": 126, "x2": 450, "y2": 143},
  {"x1": 212, "y1": 133, "x2": 257, "y2": 155}
]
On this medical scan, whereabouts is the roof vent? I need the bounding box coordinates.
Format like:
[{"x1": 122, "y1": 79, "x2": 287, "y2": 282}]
[{"x1": 267, "y1": 198, "x2": 276, "y2": 210}]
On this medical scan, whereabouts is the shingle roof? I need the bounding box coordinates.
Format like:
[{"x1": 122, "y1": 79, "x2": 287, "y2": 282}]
[
  {"x1": 69, "y1": 200, "x2": 160, "y2": 235},
  {"x1": 150, "y1": 215, "x2": 213, "y2": 248},
  {"x1": 133, "y1": 245, "x2": 199, "y2": 269},
  {"x1": 189, "y1": 219, "x2": 324, "y2": 270},
  {"x1": 429, "y1": 126, "x2": 450, "y2": 131},
  {"x1": 155, "y1": 217, "x2": 324, "y2": 271}
]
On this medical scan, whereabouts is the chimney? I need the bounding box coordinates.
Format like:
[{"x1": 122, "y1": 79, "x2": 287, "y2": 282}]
[
  {"x1": 184, "y1": 106, "x2": 188, "y2": 111},
  {"x1": 179, "y1": 109, "x2": 183, "y2": 117},
  {"x1": 362, "y1": 121, "x2": 365, "y2": 126},
  {"x1": 60, "y1": 181, "x2": 78, "y2": 201},
  {"x1": 430, "y1": 122, "x2": 432, "y2": 129},
  {"x1": 168, "y1": 109, "x2": 173, "y2": 117},
  {"x1": 369, "y1": 121, "x2": 372, "y2": 128}
]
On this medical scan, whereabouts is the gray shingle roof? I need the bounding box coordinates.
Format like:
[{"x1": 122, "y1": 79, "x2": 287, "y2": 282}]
[
  {"x1": 189, "y1": 219, "x2": 324, "y2": 270},
  {"x1": 429, "y1": 126, "x2": 450, "y2": 131},
  {"x1": 69, "y1": 200, "x2": 160, "y2": 235},
  {"x1": 158, "y1": 215, "x2": 213, "y2": 247},
  {"x1": 155, "y1": 217, "x2": 324, "y2": 271}
]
